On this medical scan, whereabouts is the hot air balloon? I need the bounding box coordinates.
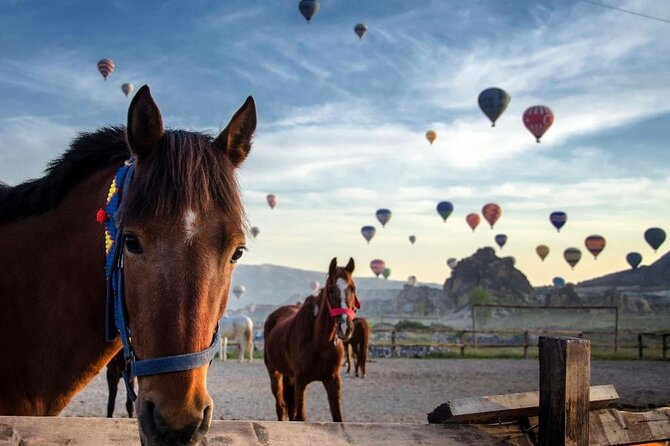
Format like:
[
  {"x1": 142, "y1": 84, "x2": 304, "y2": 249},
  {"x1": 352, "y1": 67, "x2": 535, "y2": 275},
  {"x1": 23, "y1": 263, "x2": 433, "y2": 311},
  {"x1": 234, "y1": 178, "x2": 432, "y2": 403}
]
[
  {"x1": 536, "y1": 245, "x2": 550, "y2": 261},
  {"x1": 436, "y1": 201, "x2": 454, "y2": 222},
  {"x1": 376, "y1": 209, "x2": 392, "y2": 227},
  {"x1": 523, "y1": 105, "x2": 554, "y2": 142},
  {"x1": 406, "y1": 275, "x2": 417, "y2": 287},
  {"x1": 495, "y1": 234, "x2": 507, "y2": 249},
  {"x1": 425, "y1": 130, "x2": 437, "y2": 145},
  {"x1": 382, "y1": 267, "x2": 391, "y2": 280},
  {"x1": 354, "y1": 23, "x2": 367, "y2": 39},
  {"x1": 482, "y1": 203, "x2": 502, "y2": 229},
  {"x1": 466, "y1": 213, "x2": 480, "y2": 232},
  {"x1": 298, "y1": 0, "x2": 319, "y2": 22},
  {"x1": 233, "y1": 285, "x2": 246, "y2": 299},
  {"x1": 121, "y1": 83, "x2": 133, "y2": 97},
  {"x1": 409, "y1": 235, "x2": 416, "y2": 244},
  {"x1": 447, "y1": 258, "x2": 458, "y2": 270},
  {"x1": 310, "y1": 280, "x2": 320, "y2": 296},
  {"x1": 585, "y1": 235, "x2": 606, "y2": 259},
  {"x1": 550, "y1": 211, "x2": 567, "y2": 232},
  {"x1": 552, "y1": 277, "x2": 565, "y2": 287},
  {"x1": 250, "y1": 227, "x2": 260, "y2": 239},
  {"x1": 266, "y1": 194, "x2": 278, "y2": 209},
  {"x1": 626, "y1": 252, "x2": 642, "y2": 270},
  {"x1": 644, "y1": 227, "x2": 666, "y2": 252},
  {"x1": 97, "y1": 58, "x2": 115, "y2": 80},
  {"x1": 370, "y1": 259, "x2": 386, "y2": 277},
  {"x1": 361, "y1": 225, "x2": 376, "y2": 243},
  {"x1": 563, "y1": 248, "x2": 582, "y2": 269},
  {"x1": 477, "y1": 87, "x2": 510, "y2": 127}
]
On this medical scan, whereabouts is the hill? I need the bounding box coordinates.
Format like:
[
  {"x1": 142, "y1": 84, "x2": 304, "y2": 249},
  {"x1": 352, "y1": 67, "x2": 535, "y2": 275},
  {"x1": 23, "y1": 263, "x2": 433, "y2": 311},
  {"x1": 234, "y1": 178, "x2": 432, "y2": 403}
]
[{"x1": 578, "y1": 250, "x2": 670, "y2": 289}]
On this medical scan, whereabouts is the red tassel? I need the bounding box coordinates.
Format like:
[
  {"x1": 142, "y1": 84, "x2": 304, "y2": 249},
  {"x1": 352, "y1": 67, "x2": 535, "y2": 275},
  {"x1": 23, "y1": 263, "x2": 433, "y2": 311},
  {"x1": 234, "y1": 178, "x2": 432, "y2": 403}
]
[{"x1": 96, "y1": 208, "x2": 107, "y2": 223}]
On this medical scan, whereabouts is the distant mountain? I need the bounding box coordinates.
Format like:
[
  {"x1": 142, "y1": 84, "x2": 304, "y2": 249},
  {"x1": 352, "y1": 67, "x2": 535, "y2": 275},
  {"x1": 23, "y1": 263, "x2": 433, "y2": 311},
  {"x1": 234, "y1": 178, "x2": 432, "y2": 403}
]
[
  {"x1": 578, "y1": 250, "x2": 670, "y2": 289},
  {"x1": 227, "y1": 263, "x2": 441, "y2": 310}
]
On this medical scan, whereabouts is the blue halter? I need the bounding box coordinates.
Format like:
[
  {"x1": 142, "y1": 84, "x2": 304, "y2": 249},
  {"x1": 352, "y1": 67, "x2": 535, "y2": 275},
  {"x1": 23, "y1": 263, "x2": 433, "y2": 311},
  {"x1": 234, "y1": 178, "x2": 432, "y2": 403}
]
[{"x1": 103, "y1": 159, "x2": 220, "y2": 402}]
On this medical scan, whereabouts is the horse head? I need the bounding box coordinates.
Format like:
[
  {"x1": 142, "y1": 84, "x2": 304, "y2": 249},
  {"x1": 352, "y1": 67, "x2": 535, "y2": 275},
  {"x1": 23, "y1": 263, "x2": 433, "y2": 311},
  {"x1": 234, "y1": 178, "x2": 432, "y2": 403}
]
[
  {"x1": 324, "y1": 257, "x2": 359, "y2": 341},
  {"x1": 118, "y1": 85, "x2": 255, "y2": 445}
]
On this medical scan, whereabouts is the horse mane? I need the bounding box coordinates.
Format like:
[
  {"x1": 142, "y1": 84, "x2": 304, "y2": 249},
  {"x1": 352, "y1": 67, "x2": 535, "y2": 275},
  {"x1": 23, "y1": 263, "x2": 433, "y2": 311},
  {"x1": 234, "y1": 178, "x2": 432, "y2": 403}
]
[{"x1": 0, "y1": 127, "x2": 245, "y2": 224}]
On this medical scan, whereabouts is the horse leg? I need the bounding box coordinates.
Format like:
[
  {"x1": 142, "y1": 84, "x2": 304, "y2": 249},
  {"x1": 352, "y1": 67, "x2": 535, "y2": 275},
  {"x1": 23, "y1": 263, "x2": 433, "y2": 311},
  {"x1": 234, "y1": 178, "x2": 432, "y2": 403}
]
[
  {"x1": 322, "y1": 375, "x2": 343, "y2": 422},
  {"x1": 353, "y1": 345, "x2": 360, "y2": 378},
  {"x1": 106, "y1": 366, "x2": 118, "y2": 418},
  {"x1": 269, "y1": 371, "x2": 287, "y2": 421},
  {"x1": 125, "y1": 378, "x2": 135, "y2": 417},
  {"x1": 293, "y1": 377, "x2": 308, "y2": 421},
  {"x1": 223, "y1": 336, "x2": 228, "y2": 361},
  {"x1": 246, "y1": 330, "x2": 254, "y2": 362},
  {"x1": 360, "y1": 344, "x2": 367, "y2": 378},
  {"x1": 237, "y1": 336, "x2": 244, "y2": 363},
  {"x1": 283, "y1": 376, "x2": 297, "y2": 421},
  {"x1": 345, "y1": 344, "x2": 351, "y2": 374}
]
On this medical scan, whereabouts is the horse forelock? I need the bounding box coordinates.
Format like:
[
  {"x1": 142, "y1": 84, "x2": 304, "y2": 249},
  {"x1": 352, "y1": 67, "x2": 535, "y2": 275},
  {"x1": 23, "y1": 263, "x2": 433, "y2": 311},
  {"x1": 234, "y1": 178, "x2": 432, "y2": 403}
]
[{"x1": 122, "y1": 130, "x2": 245, "y2": 224}]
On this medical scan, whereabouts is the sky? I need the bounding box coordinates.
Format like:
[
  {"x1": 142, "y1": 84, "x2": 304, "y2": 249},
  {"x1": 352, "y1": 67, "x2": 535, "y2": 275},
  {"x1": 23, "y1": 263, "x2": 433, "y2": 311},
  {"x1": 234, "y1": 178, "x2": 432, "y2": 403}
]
[{"x1": 1, "y1": 0, "x2": 669, "y2": 287}]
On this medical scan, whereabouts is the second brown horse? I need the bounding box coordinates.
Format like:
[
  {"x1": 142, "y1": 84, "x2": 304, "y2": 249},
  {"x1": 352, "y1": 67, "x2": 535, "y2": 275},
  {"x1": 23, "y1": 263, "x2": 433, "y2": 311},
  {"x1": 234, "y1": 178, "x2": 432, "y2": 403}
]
[{"x1": 264, "y1": 257, "x2": 359, "y2": 422}]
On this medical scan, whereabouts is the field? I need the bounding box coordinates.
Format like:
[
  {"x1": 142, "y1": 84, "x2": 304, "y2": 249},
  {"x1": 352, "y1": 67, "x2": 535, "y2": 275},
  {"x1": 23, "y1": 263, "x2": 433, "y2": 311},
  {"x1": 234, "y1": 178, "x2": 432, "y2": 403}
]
[{"x1": 62, "y1": 358, "x2": 670, "y2": 423}]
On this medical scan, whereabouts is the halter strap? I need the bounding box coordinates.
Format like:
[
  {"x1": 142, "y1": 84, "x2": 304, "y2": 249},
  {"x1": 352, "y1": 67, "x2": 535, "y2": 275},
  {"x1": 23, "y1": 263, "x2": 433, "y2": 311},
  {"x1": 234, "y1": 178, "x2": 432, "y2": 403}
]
[
  {"x1": 101, "y1": 159, "x2": 220, "y2": 402},
  {"x1": 323, "y1": 283, "x2": 360, "y2": 320}
]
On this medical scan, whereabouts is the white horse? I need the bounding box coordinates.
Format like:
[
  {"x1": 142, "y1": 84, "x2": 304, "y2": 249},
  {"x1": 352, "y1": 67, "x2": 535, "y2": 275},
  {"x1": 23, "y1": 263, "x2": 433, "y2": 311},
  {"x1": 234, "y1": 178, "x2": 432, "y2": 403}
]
[{"x1": 218, "y1": 314, "x2": 254, "y2": 362}]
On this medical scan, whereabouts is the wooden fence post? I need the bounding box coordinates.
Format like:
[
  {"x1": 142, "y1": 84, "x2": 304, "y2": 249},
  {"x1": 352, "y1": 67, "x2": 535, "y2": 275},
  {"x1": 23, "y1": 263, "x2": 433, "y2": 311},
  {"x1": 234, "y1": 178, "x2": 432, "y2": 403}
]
[
  {"x1": 391, "y1": 330, "x2": 396, "y2": 358},
  {"x1": 638, "y1": 334, "x2": 644, "y2": 359},
  {"x1": 538, "y1": 336, "x2": 591, "y2": 446},
  {"x1": 614, "y1": 307, "x2": 619, "y2": 353},
  {"x1": 663, "y1": 334, "x2": 668, "y2": 361},
  {"x1": 523, "y1": 331, "x2": 529, "y2": 359},
  {"x1": 471, "y1": 305, "x2": 477, "y2": 348}
]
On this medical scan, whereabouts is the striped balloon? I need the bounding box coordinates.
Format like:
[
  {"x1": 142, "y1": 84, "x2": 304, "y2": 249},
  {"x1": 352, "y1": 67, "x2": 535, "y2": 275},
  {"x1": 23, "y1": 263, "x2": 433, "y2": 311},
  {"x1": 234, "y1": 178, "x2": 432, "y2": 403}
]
[
  {"x1": 585, "y1": 235, "x2": 606, "y2": 259},
  {"x1": 550, "y1": 211, "x2": 567, "y2": 232},
  {"x1": 97, "y1": 58, "x2": 115, "y2": 80},
  {"x1": 523, "y1": 105, "x2": 554, "y2": 142},
  {"x1": 563, "y1": 247, "x2": 582, "y2": 269},
  {"x1": 482, "y1": 203, "x2": 502, "y2": 229}
]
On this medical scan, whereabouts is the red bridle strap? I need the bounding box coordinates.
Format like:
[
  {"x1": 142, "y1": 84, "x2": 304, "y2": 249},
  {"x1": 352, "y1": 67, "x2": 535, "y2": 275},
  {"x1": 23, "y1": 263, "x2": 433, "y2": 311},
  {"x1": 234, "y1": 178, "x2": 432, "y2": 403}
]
[{"x1": 324, "y1": 291, "x2": 360, "y2": 320}]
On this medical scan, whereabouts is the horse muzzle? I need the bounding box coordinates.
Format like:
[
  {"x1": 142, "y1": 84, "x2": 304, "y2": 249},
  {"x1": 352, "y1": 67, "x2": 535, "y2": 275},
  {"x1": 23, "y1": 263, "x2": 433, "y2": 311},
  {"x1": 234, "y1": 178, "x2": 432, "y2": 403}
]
[
  {"x1": 138, "y1": 397, "x2": 213, "y2": 446},
  {"x1": 336, "y1": 316, "x2": 354, "y2": 341}
]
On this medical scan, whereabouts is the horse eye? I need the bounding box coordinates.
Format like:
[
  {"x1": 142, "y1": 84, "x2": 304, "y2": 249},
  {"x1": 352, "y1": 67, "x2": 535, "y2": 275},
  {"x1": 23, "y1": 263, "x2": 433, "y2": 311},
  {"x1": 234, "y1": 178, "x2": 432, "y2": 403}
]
[
  {"x1": 123, "y1": 234, "x2": 142, "y2": 254},
  {"x1": 230, "y1": 246, "x2": 245, "y2": 264}
]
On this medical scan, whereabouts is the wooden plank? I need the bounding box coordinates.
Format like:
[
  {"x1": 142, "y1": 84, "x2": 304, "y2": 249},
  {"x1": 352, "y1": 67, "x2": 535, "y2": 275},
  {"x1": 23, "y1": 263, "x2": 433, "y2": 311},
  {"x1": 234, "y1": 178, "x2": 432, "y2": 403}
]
[
  {"x1": 589, "y1": 407, "x2": 670, "y2": 446},
  {"x1": 539, "y1": 336, "x2": 591, "y2": 446},
  {"x1": 427, "y1": 385, "x2": 618, "y2": 424},
  {"x1": 0, "y1": 416, "x2": 533, "y2": 446}
]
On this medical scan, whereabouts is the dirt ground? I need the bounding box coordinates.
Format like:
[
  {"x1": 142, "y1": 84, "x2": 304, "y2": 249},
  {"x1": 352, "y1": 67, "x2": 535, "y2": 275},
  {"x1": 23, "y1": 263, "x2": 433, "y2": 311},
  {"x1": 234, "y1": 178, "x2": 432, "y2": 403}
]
[{"x1": 61, "y1": 358, "x2": 670, "y2": 423}]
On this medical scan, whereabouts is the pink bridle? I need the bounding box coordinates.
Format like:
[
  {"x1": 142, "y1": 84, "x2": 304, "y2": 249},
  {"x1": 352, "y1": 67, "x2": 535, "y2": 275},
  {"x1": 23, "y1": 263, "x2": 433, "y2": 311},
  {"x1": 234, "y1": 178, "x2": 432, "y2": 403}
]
[{"x1": 324, "y1": 283, "x2": 361, "y2": 320}]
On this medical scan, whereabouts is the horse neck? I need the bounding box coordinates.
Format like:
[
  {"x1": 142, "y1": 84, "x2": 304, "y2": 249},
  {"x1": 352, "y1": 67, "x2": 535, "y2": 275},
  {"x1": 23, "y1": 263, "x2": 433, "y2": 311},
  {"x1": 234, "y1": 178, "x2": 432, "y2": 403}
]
[
  {"x1": 313, "y1": 288, "x2": 337, "y2": 344},
  {"x1": 0, "y1": 166, "x2": 120, "y2": 415}
]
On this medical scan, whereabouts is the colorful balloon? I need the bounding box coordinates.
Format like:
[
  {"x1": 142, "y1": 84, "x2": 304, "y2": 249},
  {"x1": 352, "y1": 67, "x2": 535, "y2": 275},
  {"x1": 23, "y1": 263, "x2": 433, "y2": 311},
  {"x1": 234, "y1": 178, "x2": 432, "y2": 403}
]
[
  {"x1": 121, "y1": 83, "x2": 134, "y2": 97},
  {"x1": 376, "y1": 209, "x2": 392, "y2": 227},
  {"x1": 233, "y1": 285, "x2": 246, "y2": 299},
  {"x1": 409, "y1": 235, "x2": 416, "y2": 244},
  {"x1": 626, "y1": 252, "x2": 642, "y2": 270},
  {"x1": 447, "y1": 257, "x2": 458, "y2": 270},
  {"x1": 436, "y1": 201, "x2": 454, "y2": 222},
  {"x1": 354, "y1": 23, "x2": 368, "y2": 39},
  {"x1": 550, "y1": 211, "x2": 567, "y2": 232},
  {"x1": 552, "y1": 277, "x2": 565, "y2": 287},
  {"x1": 563, "y1": 248, "x2": 582, "y2": 269},
  {"x1": 523, "y1": 105, "x2": 554, "y2": 142},
  {"x1": 466, "y1": 213, "x2": 480, "y2": 232},
  {"x1": 406, "y1": 275, "x2": 417, "y2": 287},
  {"x1": 478, "y1": 87, "x2": 510, "y2": 127},
  {"x1": 361, "y1": 225, "x2": 376, "y2": 243},
  {"x1": 97, "y1": 58, "x2": 115, "y2": 80},
  {"x1": 482, "y1": 203, "x2": 502, "y2": 229},
  {"x1": 250, "y1": 227, "x2": 260, "y2": 239},
  {"x1": 495, "y1": 234, "x2": 507, "y2": 249},
  {"x1": 310, "y1": 280, "x2": 320, "y2": 296},
  {"x1": 370, "y1": 259, "x2": 386, "y2": 277},
  {"x1": 298, "y1": 0, "x2": 319, "y2": 22},
  {"x1": 644, "y1": 227, "x2": 666, "y2": 252},
  {"x1": 536, "y1": 244, "x2": 550, "y2": 261},
  {"x1": 382, "y1": 267, "x2": 391, "y2": 280},
  {"x1": 425, "y1": 130, "x2": 437, "y2": 145},
  {"x1": 585, "y1": 235, "x2": 606, "y2": 259},
  {"x1": 266, "y1": 194, "x2": 278, "y2": 209}
]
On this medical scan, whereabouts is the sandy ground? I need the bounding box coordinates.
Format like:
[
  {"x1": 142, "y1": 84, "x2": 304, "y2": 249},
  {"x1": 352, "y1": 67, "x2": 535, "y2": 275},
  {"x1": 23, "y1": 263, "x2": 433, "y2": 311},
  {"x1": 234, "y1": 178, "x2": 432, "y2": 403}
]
[{"x1": 61, "y1": 358, "x2": 670, "y2": 423}]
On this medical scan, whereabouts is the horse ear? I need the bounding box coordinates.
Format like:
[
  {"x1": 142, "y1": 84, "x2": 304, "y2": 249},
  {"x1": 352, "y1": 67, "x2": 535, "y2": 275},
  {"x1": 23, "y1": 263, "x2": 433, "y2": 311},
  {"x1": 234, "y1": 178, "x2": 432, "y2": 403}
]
[
  {"x1": 328, "y1": 257, "x2": 337, "y2": 275},
  {"x1": 346, "y1": 257, "x2": 355, "y2": 273},
  {"x1": 126, "y1": 85, "x2": 164, "y2": 162},
  {"x1": 213, "y1": 96, "x2": 256, "y2": 167}
]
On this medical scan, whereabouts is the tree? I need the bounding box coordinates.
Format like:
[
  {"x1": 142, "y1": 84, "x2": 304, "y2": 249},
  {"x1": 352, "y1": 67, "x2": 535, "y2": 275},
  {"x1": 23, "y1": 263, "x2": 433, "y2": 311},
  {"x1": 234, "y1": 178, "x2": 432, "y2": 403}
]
[{"x1": 469, "y1": 286, "x2": 493, "y2": 323}]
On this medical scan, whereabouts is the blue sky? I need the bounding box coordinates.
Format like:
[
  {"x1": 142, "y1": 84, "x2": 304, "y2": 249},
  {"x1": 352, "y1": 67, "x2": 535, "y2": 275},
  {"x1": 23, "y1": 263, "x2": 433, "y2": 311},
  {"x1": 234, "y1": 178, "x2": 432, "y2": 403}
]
[{"x1": 1, "y1": 0, "x2": 669, "y2": 287}]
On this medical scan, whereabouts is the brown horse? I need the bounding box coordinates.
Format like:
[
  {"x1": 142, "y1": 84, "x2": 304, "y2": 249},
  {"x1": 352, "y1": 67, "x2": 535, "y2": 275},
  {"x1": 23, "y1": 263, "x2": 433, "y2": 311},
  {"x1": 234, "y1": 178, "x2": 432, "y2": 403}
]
[
  {"x1": 343, "y1": 317, "x2": 370, "y2": 378},
  {"x1": 106, "y1": 350, "x2": 135, "y2": 418},
  {"x1": 0, "y1": 85, "x2": 256, "y2": 445},
  {"x1": 264, "y1": 257, "x2": 359, "y2": 422}
]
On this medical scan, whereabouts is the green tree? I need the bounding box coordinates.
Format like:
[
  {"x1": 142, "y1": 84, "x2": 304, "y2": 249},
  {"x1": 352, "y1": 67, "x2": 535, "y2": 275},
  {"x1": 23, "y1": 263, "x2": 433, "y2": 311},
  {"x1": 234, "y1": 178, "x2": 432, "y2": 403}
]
[{"x1": 469, "y1": 286, "x2": 493, "y2": 323}]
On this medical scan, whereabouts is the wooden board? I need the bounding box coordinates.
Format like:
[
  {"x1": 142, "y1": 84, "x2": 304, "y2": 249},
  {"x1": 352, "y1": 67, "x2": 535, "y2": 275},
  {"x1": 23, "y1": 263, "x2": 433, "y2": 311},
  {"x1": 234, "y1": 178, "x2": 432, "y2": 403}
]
[
  {"x1": 0, "y1": 416, "x2": 532, "y2": 446},
  {"x1": 589, "y1": 408, "x2": 670, "y2": 446},
  {"x1": 428, "y1": 385, "x2": 618, "y2": 424}
]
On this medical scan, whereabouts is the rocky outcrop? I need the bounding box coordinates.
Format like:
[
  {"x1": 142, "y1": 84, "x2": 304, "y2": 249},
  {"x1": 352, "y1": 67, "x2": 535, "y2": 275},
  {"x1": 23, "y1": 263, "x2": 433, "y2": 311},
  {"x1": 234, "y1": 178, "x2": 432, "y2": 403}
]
[
  {"x1": 391, "y1": 285, "x2": 443, "y2": 315},
  {"x1": 443, "y1": 247, "x2": 534, "y2": 309},
  {"x1": 545, "y1": 284, "x2": 582, "y2": 306}
]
